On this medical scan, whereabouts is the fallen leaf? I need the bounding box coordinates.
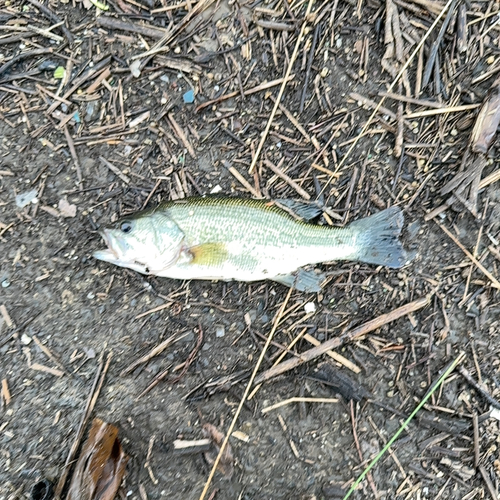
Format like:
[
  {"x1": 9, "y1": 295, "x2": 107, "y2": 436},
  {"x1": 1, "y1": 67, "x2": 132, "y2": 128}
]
[
  {"x1": 54, "y1": 66, "x2": 66, "y2": 79},
  {"x1": 202, "y1": 423, "x2": 234, "y2": 478},
  {"x1": 471, "y1": 76, "x2": 500, "y2": 153},
  {"x1": 58, "y1": 198, "x2": 77, "y2": 218},
  {"x1": 67, "y1": 419, "x2": 129, "y2": 500},
  {"x1": 129, "y1": 60, "x2": 142, "y2": 78}
]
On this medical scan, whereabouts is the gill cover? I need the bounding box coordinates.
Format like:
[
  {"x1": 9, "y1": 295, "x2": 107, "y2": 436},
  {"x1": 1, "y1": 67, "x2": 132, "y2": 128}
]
[{"x1": 93, "y1": 210, "x2": 185, "y2": 274}]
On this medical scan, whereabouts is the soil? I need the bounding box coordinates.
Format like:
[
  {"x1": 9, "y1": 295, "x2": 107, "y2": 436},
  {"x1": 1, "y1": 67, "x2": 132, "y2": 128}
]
[{"x1": 1, "y1": 1, "x2": 500, "y2": 500}]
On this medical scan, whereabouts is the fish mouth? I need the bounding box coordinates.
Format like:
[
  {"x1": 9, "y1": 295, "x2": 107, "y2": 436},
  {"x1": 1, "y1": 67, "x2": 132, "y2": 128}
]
[{"x1": 93, "y1": 229, "x2": 120, "y2": 263}]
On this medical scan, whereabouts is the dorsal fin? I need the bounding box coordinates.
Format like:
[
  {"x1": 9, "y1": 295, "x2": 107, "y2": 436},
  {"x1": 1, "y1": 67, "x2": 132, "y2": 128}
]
[{"x1": 274, "y1": 199, "x2": 323, "y2": 221}]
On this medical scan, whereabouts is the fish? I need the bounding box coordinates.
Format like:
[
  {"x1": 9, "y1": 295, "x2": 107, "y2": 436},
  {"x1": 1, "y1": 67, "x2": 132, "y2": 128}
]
[{"x1": 93, "y1": 197, "x2": 408, "y2": 292}]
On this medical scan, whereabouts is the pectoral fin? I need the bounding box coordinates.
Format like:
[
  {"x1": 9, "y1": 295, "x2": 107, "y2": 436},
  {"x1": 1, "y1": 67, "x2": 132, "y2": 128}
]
[
  {"x1": 189, "y1": 242, "x2": 228, "y2": 266},
  {"x1": 272, "y1": 268, "x2": 326, "y2": 292}
]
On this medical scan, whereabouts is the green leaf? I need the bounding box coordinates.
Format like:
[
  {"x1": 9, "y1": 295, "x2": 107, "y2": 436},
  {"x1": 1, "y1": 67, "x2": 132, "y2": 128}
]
[
  {"x1": 54, "y1": 66, "x2": 66, "y2": 79},
  {"x1": 90, "y1": 0, "x2": 109, "y2": 10}
]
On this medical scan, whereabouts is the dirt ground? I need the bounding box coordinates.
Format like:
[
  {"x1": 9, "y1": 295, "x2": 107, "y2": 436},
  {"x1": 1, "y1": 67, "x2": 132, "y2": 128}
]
[{"x1": 2, "y1": 0, "x2": 500, "y2": 499}]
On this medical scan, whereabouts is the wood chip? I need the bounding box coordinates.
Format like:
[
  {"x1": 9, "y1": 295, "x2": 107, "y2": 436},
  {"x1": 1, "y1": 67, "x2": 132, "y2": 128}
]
[
  {"x1": 1, "y1": 379, "x2": 11, "y2": 405},
  {"x1": 173, "y1": 438, "x2": 212, "y2": 454},
  {"x1": 0, "y1": 305, "x2": 13, "y2": 328},
  {"x1": 30, "y1": 363, "x2": 65, "y2": 377},
  {"x1": 99, "y1": 156, "x2": 131, "y2": 184},
  {"x1": 231, "y1": 430, "x2": 249, "y2": 442},
  {"x1": 168, "y1": 114, "x2": 196, "y2": 158},
  {"x1": 303, "y1": 333, "x2": 361, "y2": 373},
  {"x1": 263, "y1": 159, "x2": 311, "y2": 200},
  {"x1": 228, "y1": 166, "x2": 262, "y2": 198},
  {"x1": 58, "y1": 198, "x2": 77, "y2": 218}
]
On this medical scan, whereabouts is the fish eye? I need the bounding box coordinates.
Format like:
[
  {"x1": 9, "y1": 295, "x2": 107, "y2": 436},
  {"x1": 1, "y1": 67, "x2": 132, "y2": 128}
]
[{"x1": 120, "y1": 221, "x2": 133, "y2": 234}]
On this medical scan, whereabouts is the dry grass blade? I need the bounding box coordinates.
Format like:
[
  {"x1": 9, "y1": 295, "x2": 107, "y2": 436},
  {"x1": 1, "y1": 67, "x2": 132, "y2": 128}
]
[
  {"x1": 197, "y1": 288, "x2": 293, "y2": 500},
  {"x1": 195, "y1": 75, "x2": 295, "y2": 111},
  {"x1": 263, "y1": 159, "x2": 311, "y2": 200},
  {"x1": 120, "y1": 331, "x2": 190, "y2": 376},
  {"x1": 262, "y1": 397, "x2": 339, "y2": 413},
  {"x1": 303, "y1": 333, "x2": 360, "y2": 373},
  {"x1": 403, "y1": 104, "x2": 480, "y2": 119},
  {"x1": 228, "y1": 166, "x2": 262, "y2": 198}
]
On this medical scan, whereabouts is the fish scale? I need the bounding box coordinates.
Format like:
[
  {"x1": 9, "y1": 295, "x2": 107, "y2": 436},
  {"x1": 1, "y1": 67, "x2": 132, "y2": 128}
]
[{"x1": 163, "y1": 198, "x2": 357, "y2": 275}]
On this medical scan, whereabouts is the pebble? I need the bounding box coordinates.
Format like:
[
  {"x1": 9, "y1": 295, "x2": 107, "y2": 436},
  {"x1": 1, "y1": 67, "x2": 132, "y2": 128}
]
[
  {"x1": 21, "y1": 334, "x2": 32, "y2": 345},
  {"x1": 304, "y1": 302, "x2": 316, "y2": 313},
  {"x1": 216, "y1": 325, "x2": 225, "y2": 338}
]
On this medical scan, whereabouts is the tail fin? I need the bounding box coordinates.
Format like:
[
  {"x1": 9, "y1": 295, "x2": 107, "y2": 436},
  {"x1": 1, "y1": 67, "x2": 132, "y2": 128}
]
[{"x1": 348, "y1": 206, "x2": 408, "y2": 269}]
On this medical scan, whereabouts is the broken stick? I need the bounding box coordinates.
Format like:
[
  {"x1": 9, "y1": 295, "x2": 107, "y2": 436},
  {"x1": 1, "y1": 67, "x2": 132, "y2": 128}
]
[{"x1": 254, "y1": 295, "x2": 431, "y2": 384}]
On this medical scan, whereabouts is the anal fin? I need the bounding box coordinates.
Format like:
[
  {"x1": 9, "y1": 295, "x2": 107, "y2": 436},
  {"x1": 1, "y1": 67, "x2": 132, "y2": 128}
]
[{"x1": 272, "y1": 268, "x2": 325, "y2": 292}]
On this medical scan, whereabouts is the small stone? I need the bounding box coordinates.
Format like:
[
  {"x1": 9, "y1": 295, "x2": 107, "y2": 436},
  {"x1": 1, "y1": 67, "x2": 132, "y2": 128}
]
[
  {"x1": 1, "y1": 279, "x2": 10, "y2": 288},
  {"x1": 216, "y1": 325, "x2": 225, "y2": 338},
  {"x1": 304, "y1": 302, "x2": 316, "y2": 314},
  {"x1": 21, "y1": 333, "x2": 32, "y2": 345},
  {"x1": 490, "y1": 407, "x2": 500, "y2": 421}
]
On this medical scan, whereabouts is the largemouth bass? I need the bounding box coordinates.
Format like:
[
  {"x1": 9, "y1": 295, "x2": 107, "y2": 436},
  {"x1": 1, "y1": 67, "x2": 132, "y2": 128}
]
[{"x1": 93, "y1": 197, "x2": 408, "y2": 292}]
